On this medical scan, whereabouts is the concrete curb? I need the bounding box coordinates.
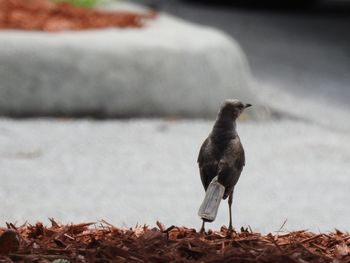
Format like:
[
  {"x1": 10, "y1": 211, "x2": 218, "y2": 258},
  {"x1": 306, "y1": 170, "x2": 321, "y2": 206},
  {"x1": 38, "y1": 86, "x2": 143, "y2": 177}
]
[{"x1": 0, "y1": 3, "x2": 262, "y2": 118}]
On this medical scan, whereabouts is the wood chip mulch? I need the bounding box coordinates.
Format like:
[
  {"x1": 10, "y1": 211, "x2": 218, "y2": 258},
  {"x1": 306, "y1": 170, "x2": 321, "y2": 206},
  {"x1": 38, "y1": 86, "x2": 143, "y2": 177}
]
[
  {"x1": 0, "y1": 219, "x2": 350, "y2": 263},
  {"x1": 0, "y1": 0, "x2": 156, "y2": 31},
  {"x1": 0, "y1": 220, "x2": 350, "y2": 262}
]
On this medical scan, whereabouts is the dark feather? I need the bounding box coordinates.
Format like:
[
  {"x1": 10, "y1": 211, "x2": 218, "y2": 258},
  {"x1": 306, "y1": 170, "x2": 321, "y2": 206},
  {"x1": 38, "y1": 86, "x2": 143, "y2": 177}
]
[{"x1": 198, "y1": 102, "x2": 246, "y2": 200}]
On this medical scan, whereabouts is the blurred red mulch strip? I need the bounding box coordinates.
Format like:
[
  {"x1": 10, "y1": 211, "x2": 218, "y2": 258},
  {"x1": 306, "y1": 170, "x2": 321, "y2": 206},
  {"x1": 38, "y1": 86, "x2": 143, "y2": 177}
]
[
  {"x1": 1, "y1": 220, "x2": 350, "y2": 262},
  {"x1": 0, "y1": 0, "x2": 155, "y2": 31}
]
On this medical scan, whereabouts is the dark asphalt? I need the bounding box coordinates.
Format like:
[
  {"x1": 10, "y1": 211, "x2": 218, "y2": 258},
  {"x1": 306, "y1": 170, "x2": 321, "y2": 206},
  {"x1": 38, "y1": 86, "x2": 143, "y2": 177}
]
[{"x1": 136, "y1": 0, "x2": 350, "y2": 108}]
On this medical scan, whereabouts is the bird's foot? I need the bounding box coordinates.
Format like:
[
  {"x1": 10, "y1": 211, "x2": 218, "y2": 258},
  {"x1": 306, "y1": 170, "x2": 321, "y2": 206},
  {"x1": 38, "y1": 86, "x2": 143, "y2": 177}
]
[
  {"x1": 227, "y1": 224, "x2": 236, "y2": 234},
  {"x1": 228, "y1": 223, "x2": 233, "y2": 231},
  {"x1": 199, "y1": 220, "x2": 206, "y2": 234}
]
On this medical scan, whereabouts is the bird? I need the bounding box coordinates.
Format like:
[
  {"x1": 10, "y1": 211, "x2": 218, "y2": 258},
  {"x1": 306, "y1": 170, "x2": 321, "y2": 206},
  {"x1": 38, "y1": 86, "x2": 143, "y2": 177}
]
[{"x1": 197, "y1": 99, "x2": 251, "y2": 232}]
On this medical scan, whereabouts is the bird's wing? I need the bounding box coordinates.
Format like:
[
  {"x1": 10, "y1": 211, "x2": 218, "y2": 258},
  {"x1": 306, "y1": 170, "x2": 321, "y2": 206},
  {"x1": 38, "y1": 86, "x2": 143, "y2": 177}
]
[
  {"x1": 234, "y1": 140, "x2": 245, "y2": 169},
  {"x1": 217, "y1": 138, "x2": 245, "y2": 199},
  {"x1": 197, "y1": 137, "x2": 209, "y2": 164},
  {"x1": 198, "y1": 137, "x2": 219, "y2": 190}
]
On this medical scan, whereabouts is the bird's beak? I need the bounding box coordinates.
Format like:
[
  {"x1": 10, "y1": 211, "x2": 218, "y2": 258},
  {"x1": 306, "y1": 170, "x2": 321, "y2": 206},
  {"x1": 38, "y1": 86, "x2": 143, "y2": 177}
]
[{"x1": 244, "y1": 103, "x2": 252, "y2": 108}]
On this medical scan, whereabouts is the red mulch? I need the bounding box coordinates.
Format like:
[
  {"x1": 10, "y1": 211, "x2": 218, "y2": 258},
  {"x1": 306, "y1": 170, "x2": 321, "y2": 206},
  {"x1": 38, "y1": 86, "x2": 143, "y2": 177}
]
[
  {"x1": 0, "y1": 220, "x2": 350, "y2": 262},
  {"x1": 0, "y1": 0, "x2": 155, "y2": 31}
]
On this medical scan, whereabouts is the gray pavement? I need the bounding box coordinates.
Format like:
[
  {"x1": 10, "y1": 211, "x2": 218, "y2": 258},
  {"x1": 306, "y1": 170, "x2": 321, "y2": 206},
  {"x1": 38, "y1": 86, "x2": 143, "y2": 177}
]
[{"x1": 1, "y1": 118, "x2": 349, "y2": 233}]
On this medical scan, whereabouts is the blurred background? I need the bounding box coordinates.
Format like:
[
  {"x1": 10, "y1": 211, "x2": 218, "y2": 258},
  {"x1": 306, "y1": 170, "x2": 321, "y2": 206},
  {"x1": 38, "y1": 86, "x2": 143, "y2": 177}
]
[{"x1": 0, "y1": 0, "x2": 349, "y2": 233}]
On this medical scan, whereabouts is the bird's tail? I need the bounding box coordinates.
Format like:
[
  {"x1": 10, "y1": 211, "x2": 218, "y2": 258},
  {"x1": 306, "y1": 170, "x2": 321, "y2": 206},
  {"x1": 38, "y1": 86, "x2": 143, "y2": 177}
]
[{"x1": 198, "y1": 176, "x2": 225, "y2": 222}]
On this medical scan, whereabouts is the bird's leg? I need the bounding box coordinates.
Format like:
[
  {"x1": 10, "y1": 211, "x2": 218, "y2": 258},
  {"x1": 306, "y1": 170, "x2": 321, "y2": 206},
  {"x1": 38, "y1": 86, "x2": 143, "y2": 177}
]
[
  {"x1": 200, "y1": 220, "x2": 205, "y2": 233},
  {"x1": 228, "y1": 192, "x2": 233, "y2": 231}
]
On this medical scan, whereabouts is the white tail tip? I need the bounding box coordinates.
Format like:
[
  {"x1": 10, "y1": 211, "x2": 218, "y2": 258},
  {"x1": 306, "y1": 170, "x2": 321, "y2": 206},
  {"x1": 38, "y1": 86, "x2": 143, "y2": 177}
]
[{"x1": 198, "y1": 176, "x2": 225, "y2": 222}]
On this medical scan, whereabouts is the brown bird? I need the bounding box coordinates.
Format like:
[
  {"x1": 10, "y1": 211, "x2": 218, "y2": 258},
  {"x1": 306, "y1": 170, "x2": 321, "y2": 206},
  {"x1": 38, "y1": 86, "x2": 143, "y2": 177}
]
[
  {"x1": 197, "y1": 99, "x2": 251, "y2": 232},
  {"x1": 0, "y1": 229, "x2": 19, "y2": 255}
]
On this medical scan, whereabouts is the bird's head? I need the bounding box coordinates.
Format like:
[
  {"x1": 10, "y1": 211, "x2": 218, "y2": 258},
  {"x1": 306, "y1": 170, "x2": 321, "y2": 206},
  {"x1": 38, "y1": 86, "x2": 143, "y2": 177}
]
[{"x1": 218, "y1": 99, "x2": 252, "y2": 120}]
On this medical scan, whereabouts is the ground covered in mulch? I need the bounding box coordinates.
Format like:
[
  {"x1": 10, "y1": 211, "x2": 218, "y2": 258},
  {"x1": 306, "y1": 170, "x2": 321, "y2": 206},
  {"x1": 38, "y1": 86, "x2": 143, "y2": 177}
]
[
  {"x1": 0, "y1": 0, "x2": 155, "y2": 31},
  {"x1": 0, "y1": 220, "x2": 350, "y2": 262}
]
